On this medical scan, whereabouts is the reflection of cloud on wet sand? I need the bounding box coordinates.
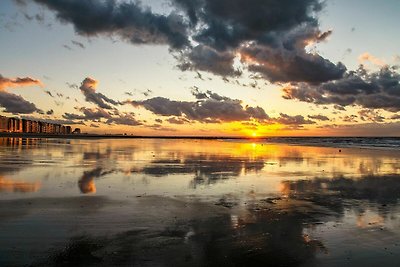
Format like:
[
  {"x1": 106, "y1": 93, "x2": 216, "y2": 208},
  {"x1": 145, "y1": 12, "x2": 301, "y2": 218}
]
[
  {"x1": 78, "y1": 168, "x2": 100, "y2": 194},
  {"x1": 78, "y1": 168, "x2": 115, "y2": 194},
  {"x1": 0, "y1": 176, "x2": 40, "y2": 193},
  {"x1": 280, "y1": 174, "x2": 400, "y2": 204},
  {"x1": 31, "y1": 196, "x2": 330, "y2": 267},
  {"x1": 131, "y1": 155, "x2": 265, "y2": 187},
  {"x1": 280, "y1": 174, "x2": 400, "y2": 231},
  {"x1": 356, "y1": 210, "x2": 385, "y2": 228}
]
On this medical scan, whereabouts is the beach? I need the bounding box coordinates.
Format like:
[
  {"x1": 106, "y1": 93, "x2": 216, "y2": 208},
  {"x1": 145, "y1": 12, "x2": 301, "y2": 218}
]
[{"x1": 0, "y1": 137, "x2": 400, "y2": 266}]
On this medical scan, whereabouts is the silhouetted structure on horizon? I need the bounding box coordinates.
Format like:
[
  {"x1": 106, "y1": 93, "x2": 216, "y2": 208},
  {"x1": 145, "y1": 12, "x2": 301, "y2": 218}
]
[{"x1": 0, "y1": 116, "x2": 73, "y2": 134}]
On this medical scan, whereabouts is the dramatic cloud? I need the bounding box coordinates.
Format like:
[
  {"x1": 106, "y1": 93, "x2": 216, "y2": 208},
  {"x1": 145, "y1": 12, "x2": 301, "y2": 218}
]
[
  {"x1": 173, "y1": 0, "x2": 322, "y2": 49},
  {"x1": 79, "y1": 77, "x2": 121, "y2": 109},
  {"x1": 33, "y1": 0, "x2": 346, "y2": 83},
  {"x1": 282, "y1": 65, "x2": 400, "y2": 112},
  {"x1": 240, "y1": 42, "x2": 346, "y2": 83},
  {"x1": 33, "y1": 0, "x2": 189, "y2": 49},
  {"x1": 63, "y1": 107, "x2": 142, "y2": 127},
  {"x1": 176, "y1": 0, "x2": 345, "y2": 82},
  {"x1": 177, "y1": 45, "x2": 241, "y2": 77},
  {"x1": 128, "y1": 90, "x2": 269, "y2": 123},
  {"x1": 0, "y1": 91, "x2": 40, "y2": 114},
  {"x1": 0, "y1": 74, "x2": 42, "y2": 114}
]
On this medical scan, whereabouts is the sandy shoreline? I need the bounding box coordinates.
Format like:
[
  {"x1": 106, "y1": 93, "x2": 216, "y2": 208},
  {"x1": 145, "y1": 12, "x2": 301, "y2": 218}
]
[
  {"x1": 1, "y1": 133, "x2": 399, "y2": 151},
  {"x1": 0, "y1": 132, "x2": 247, "y2": 140},
  {"x1": 1, "y1": 138, "x2": 400, "y2": 266}
]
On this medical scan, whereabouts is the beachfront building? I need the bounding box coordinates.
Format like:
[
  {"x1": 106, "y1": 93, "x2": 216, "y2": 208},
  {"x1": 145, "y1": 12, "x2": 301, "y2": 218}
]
[
  {"x1": 31, "y1": 121, "x2": 39, "y2": 133},
  {"x1": 9, "y1": 118, "x2": 23, "y2": 133},
  {"x1": 0, "y1": 115, "x2": 73, "y2": 134},
  {"x1": 0, "y1": 116, "x2": 8, "y2": 132},
  {"x1": 22, "y1": 119, "x2": 31, "y2": 133}
]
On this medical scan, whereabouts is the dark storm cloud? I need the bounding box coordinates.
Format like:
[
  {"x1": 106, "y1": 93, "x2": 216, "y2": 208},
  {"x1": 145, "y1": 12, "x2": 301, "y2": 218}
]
[
  {"x1": 0, "y1": 74, "x2": 43, "y2": 114},
  {"x1": 175, "y1": 0, "x2": 345, "y2": 82},
  {"x1": 0, "y1": 91, "x2": 41, "y2": 114},
  {"x1": 177, "y1": 45, "x2": 241, "y2": 77},
  {"x1": 282, "y1": 65, "x2": 400, "y2": 112},
  {"x1": 79, "y1": 77, "x2": 121, "y2": 109},
  {"x1": 128, "y1": 90, "x2": 269, "y2": 123},
  {"x1": 33, "y1": 0, "x2": 346, "y2": 83},
  {"x1": 240, "y1": 43, "x2": 346, "y2": 83},
  {"x1": 173, "y1": 0, "x2": 322, "y2": 50},
  {"x1": 172, "y1": 0, "x2": 344, "y2": 82},
  {"x1": 33, "y1": 0, "x2": 189, "y2": 49}
]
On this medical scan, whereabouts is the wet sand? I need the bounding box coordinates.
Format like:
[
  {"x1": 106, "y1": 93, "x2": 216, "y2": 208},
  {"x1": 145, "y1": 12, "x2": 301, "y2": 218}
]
[{"x1": 0, "y1": 138, "x2": 400, "y2": 266}]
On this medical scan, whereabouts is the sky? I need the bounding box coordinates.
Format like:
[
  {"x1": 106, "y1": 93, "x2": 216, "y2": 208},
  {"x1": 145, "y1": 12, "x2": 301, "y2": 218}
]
[{"x1": 0, "y1": 0, "x2": 399, "y2": 136}]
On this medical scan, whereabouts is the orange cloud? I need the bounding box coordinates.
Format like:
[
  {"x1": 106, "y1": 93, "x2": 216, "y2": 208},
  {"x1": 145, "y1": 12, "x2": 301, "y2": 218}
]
[
  {"x1": 358, "y1": 52, "x2": 386, "y2": 67},
  {"x1": 81, "y1": 77, "x2": 98, "y2": 91},
  {"x1": 0, "y1": 74, "x2": 43, "y2": 91}
]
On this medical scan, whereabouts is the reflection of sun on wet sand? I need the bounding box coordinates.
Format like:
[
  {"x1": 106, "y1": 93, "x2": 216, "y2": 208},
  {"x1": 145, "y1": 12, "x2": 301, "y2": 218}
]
[{"x1": 0, "y1": 176, "x2": 41, "y2": 193}]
